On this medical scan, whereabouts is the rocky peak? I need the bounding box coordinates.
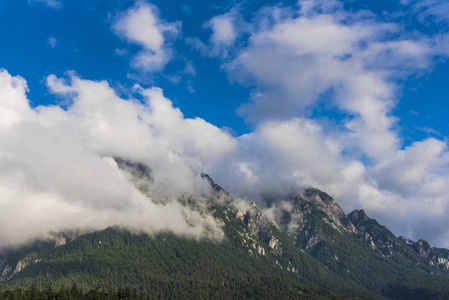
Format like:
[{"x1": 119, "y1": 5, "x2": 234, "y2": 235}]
[
  {"x1": 299, "y1": 188, "x2": 356, "y2": 232},
  {"x1": 201, "y1": 174, "x2": 224, "y2": 194},
  {"x1": 200, "y1": 174, "x2": 233, "y2": 202},
  {"x1": 413, "y1": 240, "x2": 433, "y2": 258},
  {"x1": 347, "y1": 209, "x2": 370, "y2": 223},
  {"x1": 347, "y1": 210, "x2": 387, "y2": 240},
  {"x1": 398, "y1": 236, "x2": 413, "y2": 245},
  {"x1": 410, "y1": 239, "x2": 449, "y2": 269},
  {"x1": 347, "y1": 209, "x2": 397, "y2": 255}
]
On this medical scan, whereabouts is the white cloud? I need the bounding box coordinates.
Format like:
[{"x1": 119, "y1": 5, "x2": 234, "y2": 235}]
[
  {"x1": 0, "y1": 70, "x2": 31, "y2": 127},
  {"x1": 223, "y1": 2, "x2": 443, "y2": 164},
  {"x1": 46, "y1": 73, "x2": 76, "y2": 94},
  {"x1": 0, "y1": 69, "x2": 238, "y2": 247},
  {"x1": 112, "y1": 1, "x2": 180, "y2": 72},
  {"x1": 208, "y1": 118, "x2": 354, "y2": 203},
  {"x1": 6, "y1": 0, "x2": 449, "y2": 250},
  {"x1": 4, "y1": 58, "x2": 449, "y2": 249},
  {"x1": 205, "y1": 115, "x2": 449, "y2": 248},
  {"x1": 201, "y1": 2, "x2": 449, "y2": 247},
  {"x1": 207, "y1": 12, "x2": 238, "y2": 48},
  {"x1": 190, "y1": 9, "x2": 245, "y2": 57}
]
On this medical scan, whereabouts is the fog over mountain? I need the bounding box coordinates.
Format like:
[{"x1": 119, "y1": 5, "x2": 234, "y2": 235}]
[
  {"x1": 1, "y1": 0, "x2": 449, "y2": 249},
  {"x1": 0, "y1": 70, "x2": 229, "y2": 247},
  {"x1": 0, "y1": 64, "x2": 448, "y2": 249}
]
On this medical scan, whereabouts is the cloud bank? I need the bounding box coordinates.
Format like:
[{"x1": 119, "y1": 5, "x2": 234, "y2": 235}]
[
  {"x1": 203, "y1": 0, "x2": 449, "y2": 247},
  {"x1": 3, "y1": 0, "x2": 449, "y2": 250},
  {"x1": 0, "y1": 69, "x2": 235, "y2": 247}
]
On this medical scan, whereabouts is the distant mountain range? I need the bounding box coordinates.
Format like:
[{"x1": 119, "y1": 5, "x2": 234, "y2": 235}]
[{"x1": 1, "y1": 159, "x2": 449, "y2": 299}]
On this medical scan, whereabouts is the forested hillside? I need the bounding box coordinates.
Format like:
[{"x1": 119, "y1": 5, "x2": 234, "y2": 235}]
[{"x1": 2, "y1": 172, "x2": 449, "y2": 299}]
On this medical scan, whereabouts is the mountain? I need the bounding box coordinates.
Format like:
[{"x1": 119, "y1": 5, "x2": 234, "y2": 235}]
[
  {"x1": 1, "y1": 159, "x2": 449, "y2": 299},
  {"x1": 267, "y1": 188, "x2": 449, "y2": 298}
]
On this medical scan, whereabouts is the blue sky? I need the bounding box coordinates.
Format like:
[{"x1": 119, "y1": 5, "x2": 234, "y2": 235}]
[
  {"x1": 1, "y1": 0, "x2": 448, "y2": 137},
  {"x1": 2, "y1": 0, "x2": 449, "y2": 247},
  {"x1": 0, "y1": 0, "x2": 255, "y2": 134}
]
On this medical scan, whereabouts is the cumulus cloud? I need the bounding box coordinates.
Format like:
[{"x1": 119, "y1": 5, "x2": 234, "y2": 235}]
[
  {"x1": 112, "y1": 1, "x2": 180, "y2": 72},
  {"x1": 196, "y1": 1, "x2": 449, "y2": 247},
  {"x1": 5, "y1": 0, "x2": 449, "y2": 251},
  {"x1": 188, "y1": 9, "x2": 245, "y2": 58},
  {"x1": 0, "y1": 69, "x2": 238, "y2": 247},
  {"x1": 211, "y1": 118, "x2": 350, "y2": 199},
  {"x1": 3, "y1": 55, "x2": 449, "y2": 250},
  {"x1": 207, "y1": 14, "x2": 237, "y2": 47},
  {"x1": 204, "y1": 10, "x2": 242, "y2": 56},
  {"x1": 207, "y1": 116, "x2": 449, "y2": 247}
]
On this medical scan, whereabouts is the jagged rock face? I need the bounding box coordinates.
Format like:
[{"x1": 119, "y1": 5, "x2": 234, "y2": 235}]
[
  {"x1": 201, "y1": 174, "x2": 222, "y2": 194},
  {"x1": 264, "y1": 187, "x2": 449, "y2": 276},
  {"x1": 0, "y1": 257, "x2": 11, "y2": 282},
  {"x1": 347, "y1": 209, "x2": 370, "y2": 224},
  {"x1": 265, "y1": 188, "x2": 356, "y2": 255},
  {"x1": 361, "y1": 233, "x2": 376, "y2": 249},
  {"x1": 349, "y1": 211, "x2": 381, "y2": 240},
  {"x1": 236, "y1": 209, "x2": 245, "y2": 221},
  {"x1": 273, "y1": 188, "x2": 357, "y2": 235},
  {"x1": 414, "y1": 240, "x2": 434, "y2": 259},
  {"x1": 268, "y1": 236, "x2": 284, "y2": 256},
  {"x1": 247, "y1": 203, "x2": 272, "y2": 237},
  {"x1": 226, "y1": 200, "x2": 289, "y2": 263},
  {"x1": 54, "y1": 231, "x2": 82, "y2": 248},
  {"x1": 243, "y1": 203, "x2": 291, "y2": 265},
  {"x1": 348, "y1": 209, "x2": 398, "y2": 256},
  {"x1": 0, "y1": 264, "x2": 12, "y2": 282},
  {"x1": 413, "y1": 240, "x2": 449, "y2": 270},
  {"x1": 13, "y1": 260, "x2": 26, "y2": 275},
  {"x1": 55, "y1": 236, "x2": 66, "y2": 247},
  {"x1": 200, "y1": 174, "x2": 233, "y2": 201},
  {"x1": 0, "y1": 257, "x2": 29, "y2": 282},
  {"x1": 302, "y1": 189, "x2": 356, "y2": 233},
  {"x1": 4, "y1": 167, "x2": 449, "y2": 300},
  {"x1": 348, "y1": 210, "x2": 449, "y2": 268}
]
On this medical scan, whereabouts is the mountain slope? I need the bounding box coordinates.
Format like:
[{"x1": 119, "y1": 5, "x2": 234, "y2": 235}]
[
  {"x1": 2, "y1": 159, "x2": 449, "y2": 299},
  {"x1": 0, "y1": 201, "x2": 367, "y2": 298},
  {"x1": 266, "y1": 187, "x2": 449, "y2": 298}
]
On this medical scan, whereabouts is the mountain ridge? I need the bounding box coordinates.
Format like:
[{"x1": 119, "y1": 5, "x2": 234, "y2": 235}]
[{"x1": 1, "y1": 159, "x2": 449, "y2": 299}]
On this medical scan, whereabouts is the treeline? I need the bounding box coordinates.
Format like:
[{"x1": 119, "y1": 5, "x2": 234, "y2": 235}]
[
  {"x1": 0, "y1": 226, "x2": 371, "y2": 299},
  {"x1": 0, "y1": 280, "x2": 369, "y2": 300},
  {"x1": 0, "y1": 283, "x2": 146, "y2": 300},
  {"x1": 2, "y1": 229, "x2": 367, "y2": 299}
]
